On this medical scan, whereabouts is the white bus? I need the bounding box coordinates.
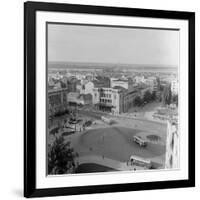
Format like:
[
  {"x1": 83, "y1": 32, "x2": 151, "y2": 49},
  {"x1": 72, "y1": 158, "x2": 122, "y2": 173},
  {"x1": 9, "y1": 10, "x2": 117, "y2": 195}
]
[
  {"x1": 129, "y1": 155, "x2": 152, "y2": 169},
  {"x1": 133, "y1": 135, "x2": 147, "y2": 147}
]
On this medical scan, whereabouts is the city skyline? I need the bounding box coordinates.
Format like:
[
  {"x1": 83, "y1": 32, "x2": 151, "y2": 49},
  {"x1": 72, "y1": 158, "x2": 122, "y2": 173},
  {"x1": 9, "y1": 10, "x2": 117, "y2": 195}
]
[{"x1": 48, "y1": 24, "x2": 179, "y2": 67}]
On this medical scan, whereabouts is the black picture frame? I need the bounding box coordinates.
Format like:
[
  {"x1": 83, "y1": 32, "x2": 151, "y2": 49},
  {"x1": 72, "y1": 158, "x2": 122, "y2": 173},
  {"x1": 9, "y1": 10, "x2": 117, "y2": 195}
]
[{"x1": 24, "y1": 1, "x2": 195, "y2": 198}]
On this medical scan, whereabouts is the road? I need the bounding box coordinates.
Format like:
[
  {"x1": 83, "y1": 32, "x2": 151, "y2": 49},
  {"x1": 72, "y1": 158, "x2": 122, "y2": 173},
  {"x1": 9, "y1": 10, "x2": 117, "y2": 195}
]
[{"x1": 77, "y1": 155, "x2": 148, "y2": 171}]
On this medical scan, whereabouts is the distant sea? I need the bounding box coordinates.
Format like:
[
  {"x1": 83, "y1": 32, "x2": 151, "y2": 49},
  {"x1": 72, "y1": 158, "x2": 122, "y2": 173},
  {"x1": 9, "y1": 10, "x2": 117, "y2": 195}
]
[{"x1": 48, "y1": 61, "x2": 178, "y2": 72}]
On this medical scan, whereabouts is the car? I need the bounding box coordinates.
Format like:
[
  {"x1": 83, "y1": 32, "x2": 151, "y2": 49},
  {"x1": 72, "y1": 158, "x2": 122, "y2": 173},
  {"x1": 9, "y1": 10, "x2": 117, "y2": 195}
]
[{"x1": 133, "y1": 135, "x2": 147, "y2": 147}]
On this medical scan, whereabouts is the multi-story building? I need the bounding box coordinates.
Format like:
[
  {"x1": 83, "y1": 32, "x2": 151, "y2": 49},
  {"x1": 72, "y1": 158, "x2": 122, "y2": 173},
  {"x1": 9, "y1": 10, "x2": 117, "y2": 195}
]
[
  {"x1": 137, "y1": 87, "x2": 150, "y2": 99},
  {"x1": 48, "y1": 88, "x2": 68, "y2": 117},
  {"x1": 93, "y1": 86, "x2": 138, "y2": 114},
  {"x1": 51, "y1": 72, "x2": 63, "y2": 80},
  {"x1": 165, "y1": 120, "x2": 179, "y2": 169},
  {"x1": 110, "y1": 78, "x2": 132, "y2": 90},
  {"x1": 67, "y1": 92, "x2": 92, "y2": 106},
  {"x1": 67, "y1": 77, "x2": 78, "y2": 92},
  {"x1": 48, "y1": 76, "x2": 55, "y2": 90},
  {"x1": 67, "y1": 92, "x2": 80, "y2": 105},
  {"x1": 60, "y1": 76, "x2": 68, "y2": 88},
  {"x1": 80, "y1": 81, "x2": 95, "y2": 95},
  {"x1": 135, "y1": 76, "x2": 145, "y2": 84},
  {"x1": 93, "y1": 87, "x2": 124, "y2": 114},
  {"x1": 123, "y1": 90, "x2": 138, "y2": 112},
  {"x1": 171, "y1": 80, "x2": 178, "y2": 95},
  {"x1": 79, "y1": 94, "x2": 93, "y2": 105},
  {"x1": 145, "y1": 76, "x2": 157, "y2": 91},
  {"x1": 53, "y1": 81, "x2": 62, "y2": 90},
  {"x1": 93, "y1": 76, "x2": 110, "y2": 88}
]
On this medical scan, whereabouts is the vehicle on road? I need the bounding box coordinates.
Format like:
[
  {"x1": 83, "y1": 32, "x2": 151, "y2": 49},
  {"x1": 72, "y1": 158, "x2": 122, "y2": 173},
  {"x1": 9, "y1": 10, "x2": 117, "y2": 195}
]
[
  {"x1": 133, "y1": 135, "x2": 147, "y2": 147},
  {"x1": 128, "y1": 155, "x2": 152, "y2": 169}
]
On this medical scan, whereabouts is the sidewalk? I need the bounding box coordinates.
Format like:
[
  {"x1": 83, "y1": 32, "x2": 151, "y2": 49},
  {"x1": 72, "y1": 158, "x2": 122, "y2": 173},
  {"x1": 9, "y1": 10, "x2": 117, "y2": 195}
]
[{"x1": 77, "y1": 155, "x2": 146, "y2": 171}]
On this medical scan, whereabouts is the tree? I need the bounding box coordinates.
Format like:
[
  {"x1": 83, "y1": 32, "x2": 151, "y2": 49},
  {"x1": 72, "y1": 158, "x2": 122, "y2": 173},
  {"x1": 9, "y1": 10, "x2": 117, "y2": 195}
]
[
  {"x1": 156, "y1": 77, "x2": 161, "y2": 91},
  {"x1": 156, "y1": 91, "x2": 162, "y2": 102},
  {"x1": 172, "y1": 94, "x2": 178, "y2": 106},
  {"x1": 162, "y1": 84, "x2": 172, "y2": 105},
  {"x1": 160, "y1": 85, "x2": 164, "y2": 91},
  {"x1": 60, "y1": 81, "x2": 67, "y2": 88},
  {"x1": 151, "y1": 91, "x2": 157, "y2": 101},
  {"x1": 48, "y1": 136, "x2": 78, "y2": 174},
  {"x1": 143, "y1": 90, "x2": 152, "y2": 103},
  {"x1": 134, "y1": 96, "x2": 142, "y2": 106}
]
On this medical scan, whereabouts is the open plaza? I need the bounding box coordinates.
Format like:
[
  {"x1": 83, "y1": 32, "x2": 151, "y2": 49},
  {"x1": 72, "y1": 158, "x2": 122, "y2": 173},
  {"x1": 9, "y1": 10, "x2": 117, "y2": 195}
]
[{"x1": 48, "y1": 108, "x2": 167, "y2": 173}]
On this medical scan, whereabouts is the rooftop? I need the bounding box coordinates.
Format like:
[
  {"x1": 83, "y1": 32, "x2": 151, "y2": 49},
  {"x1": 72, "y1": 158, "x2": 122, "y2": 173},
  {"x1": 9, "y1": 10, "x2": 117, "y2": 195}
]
[{"x1": 48, "y1": 88, "x2": 68, "y2": 94}]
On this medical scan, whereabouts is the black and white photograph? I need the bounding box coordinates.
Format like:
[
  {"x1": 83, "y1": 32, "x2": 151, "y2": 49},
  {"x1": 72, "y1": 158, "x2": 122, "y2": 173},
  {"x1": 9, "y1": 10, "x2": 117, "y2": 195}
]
[
  {"x1": 47, "y1": 23, "x2": 180, "y2": 175},
  {"x1": 23, "y1": 1, "x2": 195, "y2": 197}
]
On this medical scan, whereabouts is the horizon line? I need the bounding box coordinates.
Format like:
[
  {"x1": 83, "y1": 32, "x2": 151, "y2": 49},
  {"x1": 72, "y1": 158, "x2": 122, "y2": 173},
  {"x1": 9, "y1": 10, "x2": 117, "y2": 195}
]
[{"x1": 48, "y1": 61, "x2": 178, "y2": 68}]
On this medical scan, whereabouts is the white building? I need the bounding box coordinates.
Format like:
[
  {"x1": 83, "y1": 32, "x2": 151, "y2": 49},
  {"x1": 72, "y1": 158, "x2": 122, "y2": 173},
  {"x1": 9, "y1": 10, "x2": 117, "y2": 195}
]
[
  {"x1": 135, "y1": 76, "x2": 145, "y2": 84},
  {"x1": 75, "y1": 74, "x2": 86, "y2": 80},
  {"x1": 67, "y1": 92, "x2": 92, "y2": 105},
  {"x1": 93, "y1": 86, "x2": 138, "y2": 114},
  {"x1": 165, "y1": 121, "x2": 179, "y2": 169},
  {"x1": 82, "y1": 81, "x2": 94, "y2": 95},
  {"x1": 171, "y1": 80, "x2": 178, "y2": 95},
  {"x1": 110, "y1": 78, "x2": 131, "y2": 90},
  {"x1": 93, "y1": 87, "x2": 124, "y2": 114},
  {"x1": 76, "y1": 82, "x2": 82, "y2": 93},
  {"x1": 67, "y1": 92, "x2": 81, "y2": 104},
  {"x1": 52, "y1": 72, "x2": 63, "y2": 80},
  {"x1": 145, "y1": 76, "x2": 157, "y2": 91}
]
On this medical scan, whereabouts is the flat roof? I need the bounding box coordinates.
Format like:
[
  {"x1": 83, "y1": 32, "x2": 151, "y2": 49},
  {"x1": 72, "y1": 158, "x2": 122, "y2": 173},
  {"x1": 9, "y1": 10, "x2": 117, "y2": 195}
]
[{"x1": 48, "y1": 88, "x2": 68, "y2": 94}]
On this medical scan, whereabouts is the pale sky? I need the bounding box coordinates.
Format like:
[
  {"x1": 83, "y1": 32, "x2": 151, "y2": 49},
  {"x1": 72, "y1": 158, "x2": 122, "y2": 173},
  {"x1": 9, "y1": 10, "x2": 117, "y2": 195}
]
[{"x1": 48, "y1": 23, "x2": 179, "y2": 66}]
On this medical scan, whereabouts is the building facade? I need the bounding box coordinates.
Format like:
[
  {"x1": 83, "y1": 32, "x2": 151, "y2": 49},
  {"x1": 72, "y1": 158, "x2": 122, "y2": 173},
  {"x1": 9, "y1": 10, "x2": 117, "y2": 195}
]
[
  {"x1": 165, "y1": 121, "x2": 179, "y2": 169},
  {"x1": 110, "y1": 78, "x2": 131, "y2": 90},
  {"x1": 123, "y1": 90, "x2": 138, "y2": 112},
  {"x1": 67, "y1": 92, "x2": 92, "y2": 106},
  {"x1": 93, "y1": 87, "x2": 124, "y2": 114},
  {"x1": 93, "y1": 86, "x2": 138, "y2": 114},
  {"x1": 67, "y1": 77, "x2": 78, "y2": 92},
  {"x1": 171, "y1": 80, "x2": 178, "y2": 95},
  {"x1": 135, "y1": 76, "x2": 145, "y2": 84},
  {"x1": 48, "y1": 88, "x2": 68, "y2": 117},
  {"x1": 145, "y1": 76, "x2": 158, "y2": 91},
  {"x1": 80, "y1": 81, "x2": 94, "y2": 95}
]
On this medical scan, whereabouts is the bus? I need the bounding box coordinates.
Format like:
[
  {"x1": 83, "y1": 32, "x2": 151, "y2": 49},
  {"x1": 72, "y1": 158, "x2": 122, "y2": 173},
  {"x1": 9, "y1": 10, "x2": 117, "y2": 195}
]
[
  {"x1": 128, "y1": 155, "x2": 152, "y2": 169},
  {"x1": 133, "y1": 135, "x2": 147, "y2": 147}
]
